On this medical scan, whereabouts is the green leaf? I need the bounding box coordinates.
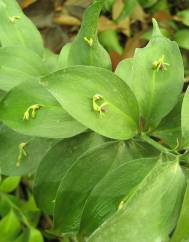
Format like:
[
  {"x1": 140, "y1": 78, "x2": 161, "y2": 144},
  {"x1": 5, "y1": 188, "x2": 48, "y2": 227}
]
[
  {"x1": 0, "y1": 81, "x2": 86, "y2": 138},
  {"x1": 88, "y1": 161, "x2": 186, "y2": 242},
  {"x1": 117, "y1": 0, "x2": 138, "y2": 22},
  {"x1": 182, "y1": 87, "x2": 189, "y2": 148},
  {"x1": 80, "y1": 157, "x2": 158, "y2": 236},
  {"x1": 53, "y1": 141, "x2": 127, "y2": 234},
  {"x1": 129, "y1": 19, "x2": 184, "y2": 130},
  {"x1": 0, "y1": 210, "x2": 21, "y2": 241},
  {"x1": 174, "y1": 29, "x2": 189, "y2": 50},
  {"x1": 0, "y1": 46, "x2": 48, "y2": 91},
  {"x1": 115, "y1": 58, "x2": 133, "y2": 87},
  {"x1": 152, "y1": 95, "x2": 183, "y2": 149},
  {"x1": 0, "y1": 176, "x2": 20, "y2": 193},
  {"x1": 44, "y1": 66, "x2": 139, "y2": 140},
  {"x1": 0, "y1": 0, "x2": 44, "y2": 56},
  {"x1": 138, "y1": 0, "x2": 158, "y2": 7},
  {"x1": 171, "y1": 180, "x2": 189, "y2": 242},
  {"x1": 28, "y1": 227, "x2": 44, "y2": 242},
  {"x1": 0, "y1": 125, "x2": 57, "y2": 176},
  {"x1": 177, "y1": 10, "x2": 189, "y2": 27},
  {"x1": 58, "y1": 1, "x2": 111, "y2": 69},
  {"x1": 34, "y1": 132, "x2": 105, "y2": 214}
]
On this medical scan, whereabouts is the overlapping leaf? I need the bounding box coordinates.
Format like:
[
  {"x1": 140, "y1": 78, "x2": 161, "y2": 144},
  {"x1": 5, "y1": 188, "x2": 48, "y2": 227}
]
[
  {"x1": 34, "y1": 132, "x2": 105, "y2": 214},
  {"x1": 58, "y1": 0, "x2": 111, "y2": 69},
  {"x1": 182, "y1": 87, "x2": 189, "y2": 148},
  {"x1": 44, "y1": 66, "x2": 139, "y2": 140},
  {"x1": 0, "y1": 81, "x2": 86, "y2": 138},
  {"x1": 0, "y1": 46, "x2": 48, "y2": 91},
  {"x1": 0, "y1": 0, "x2": 44, "y2": 56},
  {"x1": 88, "y1": 161, "x2": 185, "y2": 242}
]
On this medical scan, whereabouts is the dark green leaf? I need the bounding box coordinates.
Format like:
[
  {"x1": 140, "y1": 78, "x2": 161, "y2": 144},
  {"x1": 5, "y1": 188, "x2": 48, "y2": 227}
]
[
  {"x1": 181, "y1": 87, "x2": 189, "y2": 148},
  {"x1": 34, "y1": 132, "x2": 105, "y2": 214},
  {"x1": 0, "y1": 125, "x2": 57, "y2": 176},
  {"x1": 80, "y1": 157, "x2": 158, "y2": 236},
  {"x1": 88, "y1": 161, "x2": 186, "y2": 242},
  {"x1": 53, "y1": 141, "x2": 127, "y2": 234}
]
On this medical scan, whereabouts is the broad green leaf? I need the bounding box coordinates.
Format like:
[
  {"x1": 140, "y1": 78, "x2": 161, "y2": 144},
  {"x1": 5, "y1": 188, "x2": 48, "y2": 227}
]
[
  {"x1": 44, "y1": 66, "x2": 139, "y2": 140},
  {"x1": 0, "y1": 209, "x2": 21, "y2": 241},
  {"x1": 80, "y1": 157, "x2": 158, "y2": 236},
  {"x1": 0, "y1": 0, "x2": 44, "y2": 56},
  {"x1": 88, "y1": 161, "x2": 185, "y2": 242},
  {"x1": 171, "y1": 180, "x2": 189, "y2": 242},
  {"x1": 115, "y1": 58, "x2": 133, "y2": 87},
  {"x1": 53, "y1": 141, "x2": 127, "y2": 234},
  {"x1": 0, "y1": 46, "x2": 48, "y2": 91},
  {"x1": 152, "y1": 95, "x2": 183, "y2": 149},
  {"x1": 34, "y1": 132, "x2": 105, "y2": 214},
  {"x1": 174, "y1": 29, "x2": 189, "y2": 50},
  {"x1": 58, "y1": 1, "x2": 111, "y2": 69},
  {"x1": 181, "y1": 87, "x2": 189, "y2": 148},
  {"x1": 129, "y1": 19, "x2": 184, "y2": 130},
  {"x1": 177, "y1": 10, "x2": 189, "y2": 27},
  {"x1": 0, "y1": 176, "x2": 20, "y2": 193},
  {"x1": 0, "y1": 125, "x2": 57, "y2": 176},
  {"x1": 28, "y1": 227, "x2": 44, "y2": 242},
  {"x1": 0, "y1": 81, "x2": 86, "y2": 138}
]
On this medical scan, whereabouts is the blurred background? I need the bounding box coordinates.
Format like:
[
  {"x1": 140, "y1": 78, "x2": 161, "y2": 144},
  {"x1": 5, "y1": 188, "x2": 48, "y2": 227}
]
[{"x1": 17, "y1": 0, "x2": 189, "y2": 78}]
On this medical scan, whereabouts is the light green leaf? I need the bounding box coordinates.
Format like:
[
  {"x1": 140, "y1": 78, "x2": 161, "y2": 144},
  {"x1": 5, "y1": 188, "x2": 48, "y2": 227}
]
[
  {"x1": 177, "y1": 10, "x2": 189, "y2": 27},
  {"x1": 0, "y1": 46, "x2": 48, "y2": 91},
  {"x1": 80, "y1": 157, "x2": 158, "y2": 236},
  {"x1": 53, "y1": 141, "x2": 127, "y2": 234},
  {"x1": 0, "y1": 176, "x2": 20, "y2": 193},
  {"x1": 129, "y1": 19, "x2": 184, "y2": 130},
  {"x1": 0, "y1": 209, "x2": 21, "y2": 241},
  {"x1": 0, "y1": 0, "x2": 44, "y2": 56},
  {"x1": 0, "y1": 125, "x2": 57, "y2": 176},
  {"x1": 88, "y1": 161, "x2": 186, "y2": 242},
  {"x1": 182, "y1": 87, "x2": 189, "y2": 148},
  {"x1": 58, "y1": 1, "x2": 111, "y2": 69},
  {"x1": 28, "y1": 227, "x2": 44, "y2": 242},
  {"x1": 115, "y1": 58, "x2": 133, "y2": 87},
  {"x1": 171, "y1": 180, "x2": 189, "y2": 242},
  {"x1": 0, "y1": 81, "x2": 86, "y2": 138},
  {"x1": 174, "y1": 29, "x2": 189, "y2": 50},
  {"x1": 44, "y1": 66, "x2": 139, "y2": 140},
  {"x1": 34, "y1": 132, "x2": 105, "y2": 214}
]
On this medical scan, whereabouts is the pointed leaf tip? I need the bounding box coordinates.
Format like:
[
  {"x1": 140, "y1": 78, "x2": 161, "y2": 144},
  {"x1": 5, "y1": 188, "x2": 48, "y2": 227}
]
[{"x1": 152, "y1": 18, "x2": 162, "y2": 37}]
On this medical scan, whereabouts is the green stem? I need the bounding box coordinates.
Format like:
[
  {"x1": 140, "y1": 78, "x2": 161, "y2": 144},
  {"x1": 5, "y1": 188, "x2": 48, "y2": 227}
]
[{"x1": 141, "y1": 133, "x2": 174, "y2": 155}]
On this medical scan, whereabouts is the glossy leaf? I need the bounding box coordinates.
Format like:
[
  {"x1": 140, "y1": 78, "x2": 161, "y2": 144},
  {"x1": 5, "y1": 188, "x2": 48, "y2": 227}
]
[
  {"x1": 181, "y1": 87, "x2": 189, "y2": 148},
  {"x1": 129, "y1": 19, "x2": 184, "y2": 130},
  {"x1": 53, "y1": 141, "x2": 127, "y2": 234},
  {"x1": 58, "y1": 1, "x2": 111, "y2": 69},
  {"x1": 80, "y1": 157, "x2": 158, "y2": 236},
  {"x1": 0, "y1": 0, "x2": 44, "y2": 56},
  {"x1": 0, "y1": 125, "x2": 57, "y2": 176},
  {"x1": 171, "y1": 180, "x2": 189, "y2": 242},
  {"x1": 0, "y1": 46, "x2": 48, "y2": 91},
  {"x1": 0, "y1": 81, "x2": 86, "y2": 138},
  {"x1": 45, "y1": 66, "x2": 139, "y2": 140},
  {"x1": 34, "y1": 132, "x2": 105, "y2": 214},
  {"x1": 88, "y1": 161, "x2": 185, "y2": 242}
]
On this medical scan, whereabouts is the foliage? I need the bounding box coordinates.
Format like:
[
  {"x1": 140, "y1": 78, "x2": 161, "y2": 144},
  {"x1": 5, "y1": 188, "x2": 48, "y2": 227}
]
[{"x1": 0, "y1": 0, "x2": 189, "y2": 242}]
